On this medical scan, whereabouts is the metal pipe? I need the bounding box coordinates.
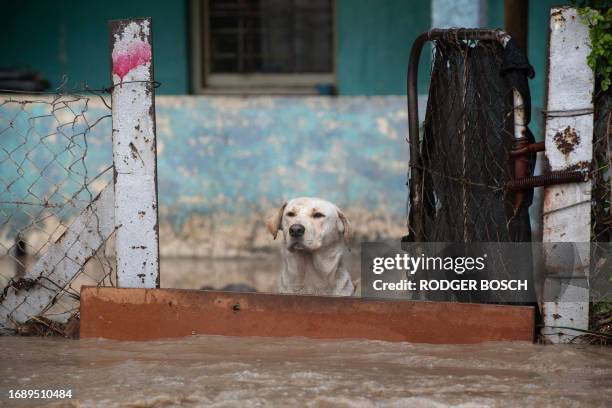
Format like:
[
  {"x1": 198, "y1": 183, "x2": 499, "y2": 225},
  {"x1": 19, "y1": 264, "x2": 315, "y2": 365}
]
[
  {"x1": 509, "y1": 141, "x2": 545, "y2": 156},
  {"x1": 505, "y1": 170, "x2": 588, "y2": 190},
  {"x1": 512, "y1": 89, "x2": 527, "y2": 141},
  {"x1": 512, "y1": 88, "x2": 528, "y2": 211},
  {"x1": 406, "y1": 32, "x2": 427, "y2": 241}
]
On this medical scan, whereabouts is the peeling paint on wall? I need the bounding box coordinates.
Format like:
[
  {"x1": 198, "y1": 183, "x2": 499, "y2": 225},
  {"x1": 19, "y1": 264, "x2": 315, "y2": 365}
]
[
  {"x1": 153, "y1": 96, "x2": 409, "y2": 255},
  {"x1": 0, "y1": 95, "x2": 409, "y2": 257}
]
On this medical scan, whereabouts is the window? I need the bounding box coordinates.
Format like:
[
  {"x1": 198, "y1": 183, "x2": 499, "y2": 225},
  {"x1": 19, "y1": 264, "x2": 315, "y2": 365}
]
[{"x1": 191, "y1": 0, "x2": 335, "y2": 94}]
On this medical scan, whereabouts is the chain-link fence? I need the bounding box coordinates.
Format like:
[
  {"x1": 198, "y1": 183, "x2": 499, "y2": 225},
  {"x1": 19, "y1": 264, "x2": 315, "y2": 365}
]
[{"x1": 0, "y1": 89, "x2": 115, "y2": 336}]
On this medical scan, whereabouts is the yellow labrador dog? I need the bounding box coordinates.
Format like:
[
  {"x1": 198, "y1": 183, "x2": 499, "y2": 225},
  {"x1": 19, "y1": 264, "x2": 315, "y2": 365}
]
[{"x1": 267, "y1": 197, "x2": 356, "y2": 296}]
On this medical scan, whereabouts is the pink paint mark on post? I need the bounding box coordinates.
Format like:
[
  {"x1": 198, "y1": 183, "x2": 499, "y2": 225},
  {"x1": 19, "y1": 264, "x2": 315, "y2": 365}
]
[{"x1": 112, "y1": 41, "x2": 152, "y2": 84}]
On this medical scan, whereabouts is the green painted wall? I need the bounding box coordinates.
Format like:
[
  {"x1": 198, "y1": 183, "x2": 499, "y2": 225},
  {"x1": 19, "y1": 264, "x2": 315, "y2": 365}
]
[
  {"x1": 0, "y1": 0, "x2": 575, "y2": 102},
  {"x1": 335, "y1": 0, "x2": 572, "y2": 105},
  {"x1": 527, "y1": 0, "x2": 572, "y2": 138},
  {"x1": 336, "y1": 0, "x2": 432, "y2": 95},
  {"x1": 0, "y1": 0, "x2": 189, "y2": 94},
  {"x1": 487, "y1": 0, "x2": 505, "y2": 30}
]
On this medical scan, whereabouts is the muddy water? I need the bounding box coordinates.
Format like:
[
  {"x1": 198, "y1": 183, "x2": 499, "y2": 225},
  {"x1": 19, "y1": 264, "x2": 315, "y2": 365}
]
[{"x1": 1, "y1": 336, "x2": 611, "y2": 408}]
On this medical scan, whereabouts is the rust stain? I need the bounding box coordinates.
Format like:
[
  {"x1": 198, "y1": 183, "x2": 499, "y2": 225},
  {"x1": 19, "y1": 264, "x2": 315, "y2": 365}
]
[
  {"x1": 551, "y1": 9, "x2": 565, "y2": 18},
  {"x1": 80, "y1": 287, "x2": 535, "y2": 344},
  {"x1": 551, "y1": 12, "x2": 566, "y2": 24},
  {"x1": 564, "y1": 160, "x2": 590, "y2": 171},
  {"x1": 553, "y1": 126, "x2": 580, "y2": 155}
]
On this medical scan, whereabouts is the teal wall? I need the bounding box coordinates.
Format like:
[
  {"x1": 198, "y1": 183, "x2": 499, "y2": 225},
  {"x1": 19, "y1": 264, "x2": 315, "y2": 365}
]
[
  {"x1": 336, "y1": 0, "x2": 432, "y2": 95},
  {"x1": 0, "y1": 0, "x2": 575, "y2": 103},
  {"x1": 0, "y1": 0, "x2": 189, "y2": 94},
  {"x1": 0, "y1": 96, "x2": 411, "y2": 253},
  {"x1": 527, "y1": 0, "x2": 572, "y2": 139},
  {"x1": 1, "y1": 0, "x2": 433, "y2": 96},
  {"x1": 335, "y1": 0, "x2": 573, "y2": 111},
  {"x1": 487, "y1": 0, "x2": 505, "y2": 30}
]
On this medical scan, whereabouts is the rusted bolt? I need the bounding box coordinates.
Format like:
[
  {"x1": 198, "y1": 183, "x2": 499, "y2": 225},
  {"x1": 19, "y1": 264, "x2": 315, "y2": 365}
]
[
  {"x1": 506, "y1": 170, "x2": 588, "y2": 190},
  {"x1": 232, "y1": 303, "x2": 241, "y2": 312}
]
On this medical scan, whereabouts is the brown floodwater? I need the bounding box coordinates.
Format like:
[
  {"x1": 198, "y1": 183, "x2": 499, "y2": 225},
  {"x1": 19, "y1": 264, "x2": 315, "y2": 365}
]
[{"x1": 1, "y1": 335, "x2": 611, "y2": 408}]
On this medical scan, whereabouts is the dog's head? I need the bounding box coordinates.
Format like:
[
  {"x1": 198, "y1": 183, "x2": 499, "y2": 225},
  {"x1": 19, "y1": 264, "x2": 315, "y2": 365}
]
[{"x1": 267, "y1": 197, "x2": 351, "y2": 252}]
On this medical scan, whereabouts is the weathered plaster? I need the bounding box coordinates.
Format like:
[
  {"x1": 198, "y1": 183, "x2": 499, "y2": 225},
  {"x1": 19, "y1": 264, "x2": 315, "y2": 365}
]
[
  {"x1": 432, "y1": 0, "x2": 487, "y2": 28},
  {"x1": 1, "y1": 95, "x2": 409, "y2": 259}
]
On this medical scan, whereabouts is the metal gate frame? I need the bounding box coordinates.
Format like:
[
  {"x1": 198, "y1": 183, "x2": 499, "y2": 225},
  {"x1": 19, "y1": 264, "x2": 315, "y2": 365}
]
[{"x1": 405, "y1": 28, "x2": 585, "y2": 242}]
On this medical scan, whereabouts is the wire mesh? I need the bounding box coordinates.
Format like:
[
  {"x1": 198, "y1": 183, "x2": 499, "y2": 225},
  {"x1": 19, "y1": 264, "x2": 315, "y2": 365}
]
[
  {"x1": 0, "y1": 89, "x2": 115, "y2": 336},
  {"x1": 405, "y1": 33, "x2": 536, "y2": 304},
  {"x1": 415, "y1": 36, "x2": 534, "y2": 243}
]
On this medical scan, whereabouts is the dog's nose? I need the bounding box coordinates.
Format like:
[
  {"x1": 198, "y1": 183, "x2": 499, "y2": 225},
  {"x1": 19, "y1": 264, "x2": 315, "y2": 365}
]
[{"x1": 289, "y1": 224, "x2": 305, "y2": 237}]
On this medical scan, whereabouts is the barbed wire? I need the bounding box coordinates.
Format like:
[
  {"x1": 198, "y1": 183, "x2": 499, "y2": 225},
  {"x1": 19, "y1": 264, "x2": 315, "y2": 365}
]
[{"x1": 0, "y1": 76, "x2": 161, "y2": 94}]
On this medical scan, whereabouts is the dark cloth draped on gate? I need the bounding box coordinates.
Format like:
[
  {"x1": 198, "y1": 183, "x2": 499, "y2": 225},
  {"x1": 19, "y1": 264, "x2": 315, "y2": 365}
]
[
  {"x1": 410, "y1": 37, "x2": 536, "y2": 304},
  {"x1": 419, "y1": 38, "x2": 535, "y2": 242}
]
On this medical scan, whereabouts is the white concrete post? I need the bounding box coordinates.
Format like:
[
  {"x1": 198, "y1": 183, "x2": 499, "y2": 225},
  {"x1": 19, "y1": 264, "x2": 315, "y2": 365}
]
[
  {"x1": 541, "y1": 7, "x2": 594, "y2": 343},
  {"x1": 109, "y1": 18, "x2": 160, "y2": 288}
]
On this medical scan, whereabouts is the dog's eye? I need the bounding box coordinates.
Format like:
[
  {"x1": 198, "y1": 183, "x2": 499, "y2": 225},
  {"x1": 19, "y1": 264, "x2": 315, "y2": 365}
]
[
  {"x1": 286, "y1": 211, "x2": 296, "y2": 217},
  {"x1": 312, "y1": 212, "x2": 325, "y2": 218}
]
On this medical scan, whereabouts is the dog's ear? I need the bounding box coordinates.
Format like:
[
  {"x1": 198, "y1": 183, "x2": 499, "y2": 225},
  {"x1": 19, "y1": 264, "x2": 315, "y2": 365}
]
[
  {"x1": 267, "y1": 202, "x2": 287, "y2": 240},
  {"x1": 336, "y1": 207, "x2": 351, "y2": 246}
]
